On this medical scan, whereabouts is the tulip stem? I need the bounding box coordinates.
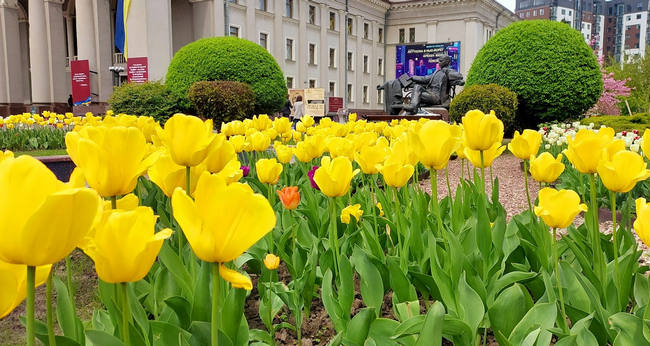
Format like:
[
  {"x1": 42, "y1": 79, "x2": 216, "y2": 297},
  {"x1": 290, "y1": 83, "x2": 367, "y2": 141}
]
[
  {"x1": 26, "y1": 266, "x2": 35, "y2": 346},
  {"x1": 480, "y1": 151, "x2": 486, "y2": 195},
  {"x1": 65, "y1": 256, "x2": 77, "y2": 321},
  {"x1": 610, "y1": 190, "x2": 621, "y2": 308},
  {"x1": 430, "y1": 169, "x2": 444, "y2": 238},
  {"x1": 393, "y1": 187, "x2": 407, "y2": 269},
  {"x1": 329, "y1": 198, "x2": 341, "y2": 278},
  {"x1": 588, "y1": 174, "x2": 605, "y2": 284},
  {"x1": 110, "y1": 195, "x2": 117, "y2": 209},
  {"x1": 369, "y1": 175, "x2": 379, "y2": 240},
  {"x1": 445, "y1": 165, "x2": 452, "y2": 198},
  {"x1": 552, "y1": 228, "x2": 568, "y2": 333},
  {"x1": 211, "y1": 263, "x2": 220, "y2": 346},
  {"x1": 460, "y1": 159, "x2": 464, "y2": 180},
  {"x1": 120, "y1": 283, "x2": 131, "y2": 346},
  {"x1": 523, "y1": 160, "x2": 533, "y2": 215},
  {"x1": 46, "y1": 270, "x2": 56, "y2": 346}
]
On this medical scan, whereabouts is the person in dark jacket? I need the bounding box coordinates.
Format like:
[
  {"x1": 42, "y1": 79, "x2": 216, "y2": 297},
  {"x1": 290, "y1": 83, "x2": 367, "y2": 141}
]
[{"x1": 280, "y1": 95, "x2": 292, "y2": 118}]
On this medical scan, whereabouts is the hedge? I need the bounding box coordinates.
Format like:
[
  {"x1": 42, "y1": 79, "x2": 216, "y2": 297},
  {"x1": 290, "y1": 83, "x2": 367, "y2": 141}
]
[
  {"x1": 449, "y1": 84, "x2": 518, "y2": 136},
  {"x1": 107, "y1": 82, "x2": 183, "y2": 124},
  {"x1": 166, "y1": 37, "x2": 287, "y2": 114},
  {"x1": 466, "y1": 20, "x2": 602, "y2": 129},
  {"x1": 580, "y1": 113, "x2": 650, "y2": 132},
  {"x1": 188, "y1": 81, "x2": 255, "y2": 125}
]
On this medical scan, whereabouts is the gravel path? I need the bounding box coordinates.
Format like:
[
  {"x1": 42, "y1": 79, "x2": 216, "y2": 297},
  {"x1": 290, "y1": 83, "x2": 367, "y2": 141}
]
[{"x1": 417, "y1": 153, "x2": 650, "y2": 265}]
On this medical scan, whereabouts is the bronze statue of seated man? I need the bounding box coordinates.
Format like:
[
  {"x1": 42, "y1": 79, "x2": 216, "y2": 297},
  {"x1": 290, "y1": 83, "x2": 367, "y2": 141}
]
[{"x1": 400, "y1": 56, "x2": 465, "y2": 114}]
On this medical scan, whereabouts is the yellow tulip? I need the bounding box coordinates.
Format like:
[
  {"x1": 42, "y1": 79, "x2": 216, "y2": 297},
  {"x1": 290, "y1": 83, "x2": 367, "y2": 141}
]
[
  {"x1": 171, "y1": 173, "x2": 275, "y2": 287},
  {"x1": 256, "y1": 158, "x2": 283, "y2": 184},
  {"x1": 301, "y1": 116, "x2": 315, "y2": 128},
  {"x1": 461, "y1": 110, "x2": 504, "y2": 151},
  {"x1": 563, "y1": 127, "x2": 618, "y2": 174},
  {"x1": 229, "y1": 135, "x2": 247, "y2": 153},
  {"x1": 204, "y1": 136, "x2": 237, "y2": 173},
  {"x1": 340, "y1": 204, "x2": 363, "y2": 224},
  {"x1": 0, "y1": 150, "x2": 13, "y2": 163},
  {"x1": 66, "y1": 126, "x2": 156, "y2": 197},
  {"x1": 597, "y1": 150, "x2": 650, "y2": 193},
  {"x1": 102, "y1": 193, "x2": 139, "y2": 211},
  {"x1": 0, "y1": 156, "x2": 101, "y2": 266},
  {"x1": 464, "y1": 142, "x2": 506, "y2": 168},
  {"x1": 377, "y1": 202, "x2": 384, "y2": 217},
  {"x1": 273, "y1": 117, "x2": 292, "y2": 134},
  {"x1": 0, "y1": 261, "x2": 51, "y2": 319},
  {"x1": 81, "y1": 207, "x2": 172, "y2": 283},
  {"x1": 328, "y1": 137, "x2": 355, "y2": 160},
  {"x1": 219, "y1": 264, "x2": 253, "y2": 290},
  {"x1": 642, "y1": 129, "x2": 649, "y2": 159},
  {"x1": 249, "y1": 131, "x2": 271, "y2": 152},
  {"x1": 264, "y1": 254, "x2": 280, "y2": 270},
  {"x1": 508, "y1": 130, "x2": 542, "y2": 160},
  {"x1": 534, "y1": 187, "x2": 588, "y2": 229},
  {"x1": 354, "y1": 144, "x2": 388, "y2": 175},
  {"x1": 273, "y1": 142, "x2": 294, "y2": 164},
  {"x1": 157, "y1": 114, "x2": 217, "y2": 167},
  {"x1": 148, "y1": 152, "x2": 206, "y2": 197},
  {"x1": 634, "y1": 198, "x2": 650, "y2": 247},
  {"x1": 313, "y1": 156, "x2": 360, "y2": 197},
  {"x1": 410, "y1": 120, "x2": 461, "y2": 170},
  {"x1": 529, "y1": 153, "x2": 565, "y2": 183},
  {"x1": 380, "y1": 155, "x2": 415, "y2": 188},
  {"x1": 213, "y1": 159, "x2": 244, "y2": 184}
]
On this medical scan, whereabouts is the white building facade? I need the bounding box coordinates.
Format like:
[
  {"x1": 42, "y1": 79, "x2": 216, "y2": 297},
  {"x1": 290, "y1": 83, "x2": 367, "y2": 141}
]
[{"x1": 0, "y1": 0, "x2": 517, "y2": 116}]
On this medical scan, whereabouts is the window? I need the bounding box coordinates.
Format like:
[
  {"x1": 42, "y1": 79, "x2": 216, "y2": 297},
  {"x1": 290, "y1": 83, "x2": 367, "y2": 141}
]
[
  {"x1": 347, "y1": 52, "x2": 353, "y2": 71},
  {"x1": 362, "y1": 85, "x2": 368, "y2": 103},
  {"x1": 637, "y1": 14, "x2": 642, "y2": 19},
  {"x1": 309, "y1": 79, "x2": 316, "y2": 88},
  {"x1": 286, "y1": 39, "x2": 294, "y2": 60},
  {"x1": 347, "y1": 83, "x2": 353, "y2": 102},
  {"x1": 259, "y1": 33, "x2": 268, "y2": 49},
  {"x1": 329, "y1": 48, "x2": 336, "y2": 67},
  {"x1": 258, "y1": 0, "x2": 267, "y2": 11},
  {"x1": 378, "y1": 28, "x2": 383, "y2": 43},
  {"x1": 377, "y1": 89, "x2": 383, "y2": 104},
  {"x1": 519, "y1": 13, "x2": 524, "y2": 18},
  {"x1": 286, "y1": 77, "x2": 294, "y2": 88},
  {"x1": 533, "y1": 10, "x2": 537, "y2": 16},
  {"x1": 526, "y1": 11, "x2": 530, "y2": 17},
  {"x1": 378, "y1": 58, "x2": 383, "y2": 75},
  {"x1": 399, "y1": 28, "x2": 405, "y2": 43},
  {"x1": 568, "y1": 10, "x2": 572, "y2": 15},
  {"x1": 540, "y1": 8, "x2": 544, "y2": 15},
  {"x1": 409, "y1": 28, "x2": 415, "y2": 42},
  {"x1": 329, "y1": 12, "x2": 336, "y2": 30},
  {"x1": 364, "y1": 23, "x2": 369, "y2": 39},
  {"x1": 561, "y1": 9, "x2": 565, "y2": 15},
  {"x1": 308, "y1": 5, "x2": 316, "y2": 24},
  {"x1": 229, "y1": 26, "x2": 239, "y2": 37},
  {"x1": 347, "y1": 17, "x2": 353, "y2": 35},
  {"x1": 329, "y1": 81, "x2": 336, "y2": 96},
  {"x1": 285, "y1": 0, "x2": 293, "y2": 17},
  {"x1": 363, "y1": 55, "x2": 368, "y2": 73},
  {"x1": 309, "y1": 43, "x2": 316, "y2": 65},
  {"x1": 627, "y1": 15, "x2": 631, "y2": 20}
]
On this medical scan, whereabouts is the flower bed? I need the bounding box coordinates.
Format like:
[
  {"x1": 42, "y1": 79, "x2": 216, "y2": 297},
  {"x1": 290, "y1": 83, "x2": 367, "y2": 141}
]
[{"x1": 1, "y1": 112, "x2": 649, "y2": 345}]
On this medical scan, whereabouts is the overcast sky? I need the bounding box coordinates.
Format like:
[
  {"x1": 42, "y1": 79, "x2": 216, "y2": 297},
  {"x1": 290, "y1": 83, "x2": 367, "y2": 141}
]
[{"x1": 496, "y1": 0, "x2": 516, "y2": 12}]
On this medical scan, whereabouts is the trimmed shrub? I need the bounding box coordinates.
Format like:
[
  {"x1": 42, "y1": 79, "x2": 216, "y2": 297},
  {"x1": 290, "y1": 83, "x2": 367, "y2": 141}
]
[
  {"x1": 449, "y1": 84, "x2": 518, "y2": 136},
  {"x1": 166, "y1": 37, "x2": 287, "y2": 114},
  {"x1": 107, "y1": 82, "x2": 182, "y2": 123},
  {"x1": 188, "y1": 81, "x2": 255, "y2": 124},
  {"x1": 466, "y1": 20, "x2": 602, "y2": 128},
  {"x1": 579, "y1": 113, "x2": 650, "y2": 132}
]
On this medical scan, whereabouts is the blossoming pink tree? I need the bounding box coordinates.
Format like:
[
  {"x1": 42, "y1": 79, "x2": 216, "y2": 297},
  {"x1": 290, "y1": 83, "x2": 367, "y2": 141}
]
[{"x1": 589, "y1": 37, "x2": 632, "y2": 115}]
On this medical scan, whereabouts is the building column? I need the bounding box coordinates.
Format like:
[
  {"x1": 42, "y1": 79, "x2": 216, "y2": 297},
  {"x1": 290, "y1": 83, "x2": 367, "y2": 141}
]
[
  {"x1": 427, "y1": 20, "x2": 438, "y2": 43},
  {"x1": 297, "y1": 0, "x2": 307, "y2": 87},
  {"x1": 0, "y1": 0, "x2": 24, "y2": 109},
  {"x1": 273, "y1": 0, "x2": 284, "y2": 72},
  {"x1": 319, "y1": 3, "x2": 328, "y2": 95},
  {"x1": 190, "y1": 0, "x2": 214, "y2": 39},
  {"x1": 355, "y1": 14, "x2": 362, "y2": 106},
  {"x1": 246, "y1": 0, "x2": 255, "y2": 40},
  {"x1": 19, "y1": 18, "x2": 30, "y2": 104},
  {"x1": 338, "y1": 9, "x2": 346, "y2": 105},
  {"x1": 76, "y1": 0, "x2": 112, "y2": 103},
  {"x1": 126, "y1": 0, "x2": 173, "y2": 81},
  {"x1": 463, "y1": 18, "x2": 481, "y2": 77},
  {"x1": 65, "y1": 15, "x2": 74, "y2": 60},
  {"x1": 215, "y1": 0, "x2": 225, "y2": 36},
  {"x1": 370, "y1": 20, "x2": 378, "y2": 107},
  {"x1": 29, "y1": 0, "x2": 68, "y2": 105}
]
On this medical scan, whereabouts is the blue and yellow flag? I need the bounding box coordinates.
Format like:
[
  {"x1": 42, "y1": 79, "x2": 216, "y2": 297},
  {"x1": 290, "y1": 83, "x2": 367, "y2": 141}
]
[{"x1": 114, "y1": 0, "x2": 131, "y2": 58}]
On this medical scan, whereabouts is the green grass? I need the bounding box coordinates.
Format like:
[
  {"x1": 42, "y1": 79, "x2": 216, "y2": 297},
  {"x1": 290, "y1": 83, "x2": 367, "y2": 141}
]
[{"x1": 14, "y1": 149, "x2": 68, "y2": 157}]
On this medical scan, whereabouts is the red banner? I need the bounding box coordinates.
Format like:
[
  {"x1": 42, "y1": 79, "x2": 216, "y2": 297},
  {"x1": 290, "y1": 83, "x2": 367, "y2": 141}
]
[
  {"x1": 328, "y1": 97, "x2": 343, "y2": 113},
  {"x1": 127, "y1": 57, "x2": 148, "y2": 83},
  {"x1": 70, "y1": 60, "x2": 91, "y2": 105}
]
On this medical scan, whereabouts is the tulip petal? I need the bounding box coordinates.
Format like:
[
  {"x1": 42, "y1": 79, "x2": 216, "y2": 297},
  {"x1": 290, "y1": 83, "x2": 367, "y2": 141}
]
[{"x1": 219, "y1": 264, "x2": 253, "y2": 290}]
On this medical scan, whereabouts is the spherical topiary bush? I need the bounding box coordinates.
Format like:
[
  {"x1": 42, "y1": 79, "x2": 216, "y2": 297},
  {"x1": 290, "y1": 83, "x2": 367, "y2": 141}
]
[
  {"x1": 466, "y1": 20, "x2": 602, "y2": 128},
  {"x1": 449, "y1": 84, "x2": 518, "y2": 136},
  {"x1": 166, "y1": 37, "x2": 287, "y2": 114},
  {"x1": 188, "y1": 81, "x2": 255, "y2": 125}
]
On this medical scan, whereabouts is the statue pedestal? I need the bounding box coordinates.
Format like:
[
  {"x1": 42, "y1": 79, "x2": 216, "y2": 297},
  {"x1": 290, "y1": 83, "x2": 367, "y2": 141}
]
[{"x1": 420, "y1": 107, "x2": 449, "y2": 121}]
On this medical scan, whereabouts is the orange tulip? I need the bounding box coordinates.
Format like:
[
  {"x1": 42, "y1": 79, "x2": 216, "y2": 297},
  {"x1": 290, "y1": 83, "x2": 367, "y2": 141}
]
[{"x1": 277, "y1": 186, "x2": 300, "y2": 210}]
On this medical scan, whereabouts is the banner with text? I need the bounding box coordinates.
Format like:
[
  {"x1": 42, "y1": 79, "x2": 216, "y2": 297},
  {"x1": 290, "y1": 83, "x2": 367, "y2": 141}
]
[
  {"x1": 395, "y1": 42, "x2": 461, "y2": 78},
  {"x1": 127, "y1": 57, "x2": 148, "y2": 83},
  {"x1": 70, "y1": 60, "x2": 91, "y2": 106}
]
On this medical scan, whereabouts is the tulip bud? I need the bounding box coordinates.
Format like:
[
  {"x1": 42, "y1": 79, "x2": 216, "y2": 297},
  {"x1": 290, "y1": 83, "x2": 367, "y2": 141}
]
[{"x1": 264, "y1": 254, "x2": 280, "y2": 270}]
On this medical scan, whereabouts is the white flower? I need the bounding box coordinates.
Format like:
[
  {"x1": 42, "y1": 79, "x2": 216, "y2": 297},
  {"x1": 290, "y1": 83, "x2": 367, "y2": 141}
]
[
  {"x1": 545, "y1": 144, "x2": 551, "y2": 150},
  {"x1": 630, "y1": 143, "x2": 640, "y2": 153}
]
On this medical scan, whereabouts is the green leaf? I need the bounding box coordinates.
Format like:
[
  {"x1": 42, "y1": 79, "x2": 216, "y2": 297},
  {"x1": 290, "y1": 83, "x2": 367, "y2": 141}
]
[
  {"x1": 158, "y1": 242, "x2": 193, "y2": 298},
  {"x1": 339, "y1": 255, "x2": 355, "y2": 324},
  {"x1": 85, "y1": 330, "x2": 125, "y2": 346},
  {"x1": 188, "y1": 321, "x2": 211, "y2": 346},
  {"x1": 351, "y1": 247, "x2": 384, "y2": 316},
  {"x1": 488, "y1": 284, "x2": 533, "y2": 340},
  {"x1": 164, "y1": 296, "x2": 191, "y2": 330},
  {"x1": 191, "y1": 261, "x2": 212, "y2": 322},
  {"x1": 54, "y1": 276, "x2": 80, "y2": 341},
  {"x1": 508, "y1": 302, "x2": 556, "y2": 346},
  {"x1": 321, "y1": 269, "x2": 344, "y2": 332},
  {"x1": 221, "y1": 286, "x2": 248, "y2": 345},
  {"x1": 476, "y1": 192, "x2": 492, "y2": 258},
  {"x1": 368, "y1": 318, "x2": 401, "y2": 345},
  {"x1": 150, "y1": 321, "x2": 191, "y2": 346},
  {"x1": 388, "y1": 257, "x2": 417, "y2": 303},
  {"x1": 609, "y1": 312, "x2": 650, "y2": 346},
  {"x1": 415, "y1": 301, "x2": 445, "y2": 346},
  {"x1": 457, "y1": 273, "x2": 484, "y2": 336},
  {"x1": 343, "y1": 308, "x2": 377, "y2": 345}
]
